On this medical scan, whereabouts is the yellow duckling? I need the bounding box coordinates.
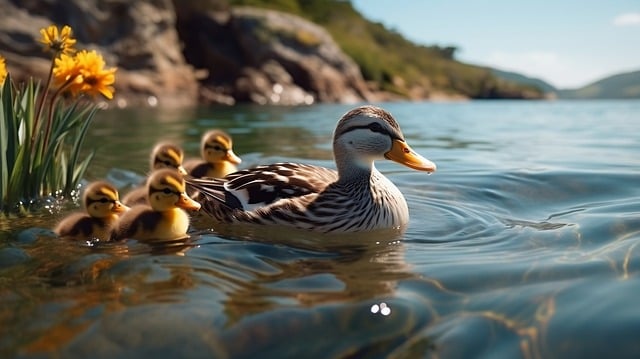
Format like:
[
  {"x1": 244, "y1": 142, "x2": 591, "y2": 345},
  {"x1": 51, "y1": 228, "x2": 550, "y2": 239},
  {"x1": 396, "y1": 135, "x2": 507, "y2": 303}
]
[
  {"x1": 184, "y1": 129, "x2": 242, "y2": 178},
  {"x1": 54, "y1": 181, "x2": 129, "y2": 241},
  {"x1": 111, "y1": 169, "x2": 201, "y2": 241},
  {"x1": 122, "y1": 142, "x2": 188, "y2": 206}
]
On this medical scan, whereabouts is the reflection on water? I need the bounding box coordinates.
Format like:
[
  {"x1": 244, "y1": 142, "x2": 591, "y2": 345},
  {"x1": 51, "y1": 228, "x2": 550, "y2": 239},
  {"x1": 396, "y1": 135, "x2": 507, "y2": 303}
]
[
  {"x1": 1, "y1": 101, "x2": 640, "y2": 358},
  {"x1": 2, "y1": 228, "x2": 421, "y2": 358}
]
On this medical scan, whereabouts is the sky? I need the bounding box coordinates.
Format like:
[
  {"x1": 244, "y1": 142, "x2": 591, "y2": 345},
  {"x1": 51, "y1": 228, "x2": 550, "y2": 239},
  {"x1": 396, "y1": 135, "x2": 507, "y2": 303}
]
[{"x1": 350, "y1": 0, "x2": 640, "y2": 89}]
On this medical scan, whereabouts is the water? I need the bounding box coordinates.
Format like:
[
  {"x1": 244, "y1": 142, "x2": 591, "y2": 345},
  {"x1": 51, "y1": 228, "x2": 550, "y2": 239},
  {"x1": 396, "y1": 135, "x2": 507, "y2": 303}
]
[{"x1": 1, "y1": 100, "x2": 639, "y2": 358}]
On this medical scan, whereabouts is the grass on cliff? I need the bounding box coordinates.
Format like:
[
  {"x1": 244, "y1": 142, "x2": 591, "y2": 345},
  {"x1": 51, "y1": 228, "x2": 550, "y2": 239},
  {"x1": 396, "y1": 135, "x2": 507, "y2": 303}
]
[{"x1": 229, "y1": 0, "x2": 542, "y2": 98}]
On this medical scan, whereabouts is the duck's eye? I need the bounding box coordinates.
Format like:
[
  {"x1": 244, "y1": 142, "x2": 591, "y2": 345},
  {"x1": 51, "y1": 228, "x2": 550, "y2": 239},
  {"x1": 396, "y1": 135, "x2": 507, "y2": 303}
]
[
  {"x1": 213, "y1": 145, "x2": 223, "y2": 151},
  {"x1": 368, "y1": 122, "x2": 385, "y2": 134},
  {"x1": 162, "y1": 188, "x2": 174, "y2": 195},
  {"x1": 99, "y1": 198, "x2": 110, "y2": 203}
]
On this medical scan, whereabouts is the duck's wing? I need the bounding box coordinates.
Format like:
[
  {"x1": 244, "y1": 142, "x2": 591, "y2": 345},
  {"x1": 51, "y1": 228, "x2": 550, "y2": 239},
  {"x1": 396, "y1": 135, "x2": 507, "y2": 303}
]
[{"x1": 186, "y1": 162, "x2": 338, "y2": 211}]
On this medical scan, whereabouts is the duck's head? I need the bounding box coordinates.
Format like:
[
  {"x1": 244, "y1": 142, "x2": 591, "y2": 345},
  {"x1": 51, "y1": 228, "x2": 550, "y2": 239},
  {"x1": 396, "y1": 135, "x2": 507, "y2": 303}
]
[
  {"x1": 83, "y1": 181, "x2": 129, "y2": 218},
  {"x1": 333, "y1": 105, "x2": 436, "y2": 174},
  {"x1": 200, "y1": 130, "x2": 242, "y2": 166},
  {"x1": 151, "y1": 142, "x2": 187, "y2": 175},
  {"x1": 147, "y1": 169, "x2": 202, "y2": 211}
]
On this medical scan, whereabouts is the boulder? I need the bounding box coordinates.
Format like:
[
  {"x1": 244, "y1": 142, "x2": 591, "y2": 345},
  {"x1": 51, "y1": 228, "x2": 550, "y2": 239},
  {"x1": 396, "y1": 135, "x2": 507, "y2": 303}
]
[
  {"x1": 0, "y1": 0, "x2": 375, "y2": 106},
  {"x1": 0, "y1": 0, "x2": 199, "y2": 107},
  {"x1": 173, "y1": 5, "x2": 376, "y2": 105}
]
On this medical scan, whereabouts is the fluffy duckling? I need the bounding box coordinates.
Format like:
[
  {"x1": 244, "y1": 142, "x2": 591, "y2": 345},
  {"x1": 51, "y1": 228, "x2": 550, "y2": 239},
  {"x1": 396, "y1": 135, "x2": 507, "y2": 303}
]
[
  {"x1": 122, "y1": 142, "x2": 187, "y2": 206},
  {"x1": 184, "y1": 129, "x2": 242, "y2": 178},
  {"x1": 111, "y1": 169, "x2": 201, "y2": 241},
  {"x1": 54, "y1": 181, "x2": 129, "y2": 241}
]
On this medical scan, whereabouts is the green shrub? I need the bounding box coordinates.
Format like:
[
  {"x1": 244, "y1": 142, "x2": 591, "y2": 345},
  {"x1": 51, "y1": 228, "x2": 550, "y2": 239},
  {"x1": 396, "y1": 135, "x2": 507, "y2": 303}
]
[{"x1": 0, "y1": 25, "x2": 116, "y2": 213}]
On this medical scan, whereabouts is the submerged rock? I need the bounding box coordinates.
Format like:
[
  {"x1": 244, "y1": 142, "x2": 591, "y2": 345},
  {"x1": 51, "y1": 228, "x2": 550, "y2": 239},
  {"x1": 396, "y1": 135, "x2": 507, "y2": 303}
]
[{"x1": 0, "y1": 247, "x2": 30, "y2": 269}]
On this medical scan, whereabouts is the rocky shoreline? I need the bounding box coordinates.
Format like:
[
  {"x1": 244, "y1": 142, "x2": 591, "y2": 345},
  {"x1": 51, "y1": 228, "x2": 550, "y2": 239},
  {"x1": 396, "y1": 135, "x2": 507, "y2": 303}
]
[{"x1": 0, "y1": 0, "x2": 468, "y2": 108}]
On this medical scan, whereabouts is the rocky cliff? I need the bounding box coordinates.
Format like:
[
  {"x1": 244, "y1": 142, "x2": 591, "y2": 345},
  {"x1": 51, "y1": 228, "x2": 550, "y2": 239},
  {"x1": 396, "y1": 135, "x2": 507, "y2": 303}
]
[{"x1": 0, "y1": 0, "x2": 376, "y2": 107}]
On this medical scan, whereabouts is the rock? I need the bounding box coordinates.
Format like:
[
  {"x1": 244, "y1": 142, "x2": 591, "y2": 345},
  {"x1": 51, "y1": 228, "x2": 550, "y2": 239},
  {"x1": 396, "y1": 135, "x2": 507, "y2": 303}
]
[
  {"x1": 174, "y1": 4, "x2": 376, "y2": 105},
  {"x1": 0, "y1": 0, "x2": 375, "y2": 106},
  {"x1": 0, "y1": 0, "x2": 198, "y2": 108}
]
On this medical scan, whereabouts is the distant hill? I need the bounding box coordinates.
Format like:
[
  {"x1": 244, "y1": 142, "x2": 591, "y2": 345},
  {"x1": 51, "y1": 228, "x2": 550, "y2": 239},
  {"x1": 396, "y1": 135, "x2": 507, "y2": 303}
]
[
  {"x1": 558, "y1": 70, "x2": 640, "y2": 99},
  {"x1": 490, "y1": 69, "x2": 557, "y2": 94},
  {"x1": 491, "y1": 68, "x2": 640, "y2": 99}
]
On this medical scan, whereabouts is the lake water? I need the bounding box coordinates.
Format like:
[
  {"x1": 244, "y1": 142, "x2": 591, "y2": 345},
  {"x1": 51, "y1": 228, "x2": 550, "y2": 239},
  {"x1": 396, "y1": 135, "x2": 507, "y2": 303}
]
[{"x1": 1, "y1": 100, "x2": 639, "y2": 358}]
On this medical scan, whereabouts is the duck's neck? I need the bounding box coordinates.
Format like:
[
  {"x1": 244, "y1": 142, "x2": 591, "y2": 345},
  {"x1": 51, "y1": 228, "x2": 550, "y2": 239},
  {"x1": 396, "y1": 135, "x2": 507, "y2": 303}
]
[{"x1": 335, "y1": 153, "x2": 375, "y2": 185}]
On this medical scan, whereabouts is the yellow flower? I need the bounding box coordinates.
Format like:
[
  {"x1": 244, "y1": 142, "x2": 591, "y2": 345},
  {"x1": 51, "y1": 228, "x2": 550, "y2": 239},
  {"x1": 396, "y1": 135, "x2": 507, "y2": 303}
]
[
  {"x1": 39, "y1": 25, "x2": 76, "y2": 55},
  {"x1": 0, "y1": 56, "x2": 7, "y2": 86},
  {"x1": 53, "y1": 50, "x2": 117, "y2": 99},
  {"x1": 53, "y1": 53, "x2": 84, "y2": 95},
  {"x1": 75, "y1": 50, "x2": 117, "y2": 100}
]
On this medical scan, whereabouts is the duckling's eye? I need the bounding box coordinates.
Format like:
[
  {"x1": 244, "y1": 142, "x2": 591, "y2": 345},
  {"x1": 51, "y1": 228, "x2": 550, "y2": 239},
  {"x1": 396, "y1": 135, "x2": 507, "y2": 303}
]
[
  {"x1": 205, "y1": 143, "x2": 224, "y2": 152},
  {"x1": 156, "y1": 159, "x2": 177, "y2": 167},
  {"x1": 87, "y1": 197, "x2": 115, "y2": 206},
  {"x1": 150, "y1": 186, "x2": 180, "y2": 197}
]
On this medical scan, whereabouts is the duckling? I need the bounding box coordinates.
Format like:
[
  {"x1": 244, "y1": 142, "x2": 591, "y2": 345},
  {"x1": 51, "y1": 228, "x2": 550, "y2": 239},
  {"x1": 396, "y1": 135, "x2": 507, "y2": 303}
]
[
  {"x1": 122, "y1": 142, "x2": 188, "y2": 206},
  {"x1": 184, "y1": 129, "x2": 242, "y2": 178},
  {"x1": 54, "y1": 181, "x2": 129, "y2": 241},
  {"x1": 111, "y1": 169, "x2": 201, "y2": 241}
]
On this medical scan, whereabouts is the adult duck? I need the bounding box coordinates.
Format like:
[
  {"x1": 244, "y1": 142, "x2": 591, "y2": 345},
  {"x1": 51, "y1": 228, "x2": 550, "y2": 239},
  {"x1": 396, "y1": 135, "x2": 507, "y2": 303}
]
[{"x1": 186, "y1": 105, "x2": 436, "y2": 233}]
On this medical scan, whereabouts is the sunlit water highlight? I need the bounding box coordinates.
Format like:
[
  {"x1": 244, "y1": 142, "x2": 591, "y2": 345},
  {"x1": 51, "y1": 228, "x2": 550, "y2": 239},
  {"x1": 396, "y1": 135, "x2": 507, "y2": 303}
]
[{"x1": 1, "y1": 100, "x2": 639, "y2": 358}]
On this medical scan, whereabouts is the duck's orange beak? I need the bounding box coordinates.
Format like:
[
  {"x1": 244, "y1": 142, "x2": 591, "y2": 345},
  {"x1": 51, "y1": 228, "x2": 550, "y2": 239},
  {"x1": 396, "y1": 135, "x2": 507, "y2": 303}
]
[
  {"x1": 385, "y1": 139, "x2": 436, "y2": 173},
  {"x1": 176, "y1": 193, "x2": 201, "y2": 211}
]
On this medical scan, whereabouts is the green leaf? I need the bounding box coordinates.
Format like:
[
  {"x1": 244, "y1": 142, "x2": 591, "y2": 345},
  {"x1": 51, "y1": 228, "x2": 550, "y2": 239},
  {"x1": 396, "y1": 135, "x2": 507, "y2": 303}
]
[{"x1": 1, "y1": 75, "x2": 99, "y2": 212}]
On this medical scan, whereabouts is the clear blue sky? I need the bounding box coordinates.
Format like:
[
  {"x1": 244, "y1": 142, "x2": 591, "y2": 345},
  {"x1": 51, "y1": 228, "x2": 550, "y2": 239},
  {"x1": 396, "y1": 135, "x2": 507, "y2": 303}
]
[{"x1": 351, "y1": 0, "x2": 640, "y2": 89}]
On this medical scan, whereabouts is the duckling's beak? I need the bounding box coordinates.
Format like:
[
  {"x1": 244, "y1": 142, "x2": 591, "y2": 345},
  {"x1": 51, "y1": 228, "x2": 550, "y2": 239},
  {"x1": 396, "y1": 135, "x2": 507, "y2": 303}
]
[
  {"x1": 385, "y1": 139, "x2": 437, "y2": 173},
  {"x1": 112, "y1": 200, "x2": 130, "y2": 214},
  {"x1": 176, "y1": 192, "x2": 202, "y2": 211},
  {"x1": 224, "y1": 150, "x2": 242, "y2": 165},
  {"x1": 177, "y1": 165, "x2": 188, "y2": 175}
]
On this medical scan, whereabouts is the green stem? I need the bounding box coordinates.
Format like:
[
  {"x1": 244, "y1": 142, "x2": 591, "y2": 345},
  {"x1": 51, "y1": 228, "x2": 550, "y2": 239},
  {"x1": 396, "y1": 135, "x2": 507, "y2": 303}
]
[
  {"x1": 42, "y1": 76, "x2": 76, "y2": 151},
  {"x1": 32, "y1": 53, "x2": 56, "y2": 146}
]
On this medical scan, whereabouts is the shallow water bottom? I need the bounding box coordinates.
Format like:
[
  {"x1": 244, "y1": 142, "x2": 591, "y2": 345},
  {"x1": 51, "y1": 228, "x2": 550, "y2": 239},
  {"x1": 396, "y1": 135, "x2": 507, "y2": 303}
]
[{"x1": 2, "y1": 101, "x2": 640, "y2": 358}]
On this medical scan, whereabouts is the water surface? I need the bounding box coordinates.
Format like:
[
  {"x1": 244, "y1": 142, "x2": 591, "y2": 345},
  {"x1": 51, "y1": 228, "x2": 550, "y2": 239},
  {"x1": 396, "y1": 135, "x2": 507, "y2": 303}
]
[{"x1": 1, "y1": 100, "x2": 639, "y2": 358}]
